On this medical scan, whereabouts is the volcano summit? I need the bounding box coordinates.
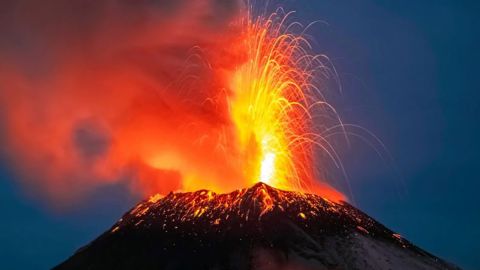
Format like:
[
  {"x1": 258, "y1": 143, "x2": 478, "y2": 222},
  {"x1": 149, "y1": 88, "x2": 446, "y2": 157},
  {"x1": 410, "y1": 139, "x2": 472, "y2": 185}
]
[{"x1": 55, "y1": 183, "x2": 458, "y2": 270}]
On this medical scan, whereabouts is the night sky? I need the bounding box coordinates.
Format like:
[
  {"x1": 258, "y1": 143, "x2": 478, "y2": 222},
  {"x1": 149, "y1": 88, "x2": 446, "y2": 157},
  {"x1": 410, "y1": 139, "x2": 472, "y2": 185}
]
[{"x1": 1, "y1": 1, "x2": 479, "y2": 269}]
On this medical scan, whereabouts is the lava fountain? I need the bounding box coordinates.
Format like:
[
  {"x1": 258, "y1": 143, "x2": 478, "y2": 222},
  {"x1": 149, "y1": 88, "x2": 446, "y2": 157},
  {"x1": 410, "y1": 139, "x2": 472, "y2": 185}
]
[
  {"x1": 139, "y1": 9, "x2": 346, "y2": 201},
  {"x1": 226, "y1": 10, "x2": 346, "y2": 200}
]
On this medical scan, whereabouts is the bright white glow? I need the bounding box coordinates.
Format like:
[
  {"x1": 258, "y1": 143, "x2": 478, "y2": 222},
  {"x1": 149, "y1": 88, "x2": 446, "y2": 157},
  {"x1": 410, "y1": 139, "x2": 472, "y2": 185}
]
[{"x1": 260, "y1": 152, "x2": 275, "y2": 183}]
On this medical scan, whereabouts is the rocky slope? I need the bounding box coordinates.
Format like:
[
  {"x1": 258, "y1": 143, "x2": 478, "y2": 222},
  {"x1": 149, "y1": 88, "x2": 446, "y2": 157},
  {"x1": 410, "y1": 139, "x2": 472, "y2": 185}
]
[{"x1": 55, "y1": 182, "x2": 459, "y2": 270}]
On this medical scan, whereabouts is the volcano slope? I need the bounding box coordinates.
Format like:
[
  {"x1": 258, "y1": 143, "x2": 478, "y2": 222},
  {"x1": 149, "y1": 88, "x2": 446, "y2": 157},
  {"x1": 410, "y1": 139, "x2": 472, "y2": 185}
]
[{"x1": 55, "y1": 182, "x2": 459, "y2": 270}]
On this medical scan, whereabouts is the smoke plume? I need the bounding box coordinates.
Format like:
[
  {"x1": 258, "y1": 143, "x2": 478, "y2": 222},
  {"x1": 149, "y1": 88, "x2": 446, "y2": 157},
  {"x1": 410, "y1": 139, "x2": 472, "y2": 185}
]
[{"x1": 0, "y1": 0, "x2": 246, "y2": 205}]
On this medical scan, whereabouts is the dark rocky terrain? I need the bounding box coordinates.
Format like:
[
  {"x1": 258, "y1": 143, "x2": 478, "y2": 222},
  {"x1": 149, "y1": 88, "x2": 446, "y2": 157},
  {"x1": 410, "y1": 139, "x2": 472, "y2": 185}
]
[{"x1": 55, "y1": 182, "x2": 459, "y2": 270}]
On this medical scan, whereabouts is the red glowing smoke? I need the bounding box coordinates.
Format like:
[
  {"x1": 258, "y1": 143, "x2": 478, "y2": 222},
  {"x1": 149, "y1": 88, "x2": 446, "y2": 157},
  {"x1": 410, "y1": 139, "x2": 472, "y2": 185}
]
[
  {"x1": 0, "y1": 0, "x2": 345, "y2": 206},
  {"x1": 0, "y1": 0, "x2": 246, "y2": 203}
]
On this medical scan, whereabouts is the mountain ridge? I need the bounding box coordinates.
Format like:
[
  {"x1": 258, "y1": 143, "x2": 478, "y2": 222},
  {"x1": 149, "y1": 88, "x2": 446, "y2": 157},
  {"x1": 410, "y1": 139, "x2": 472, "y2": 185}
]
[{"x1": 55, "y1": 182, "x2": 460, "y2": 270}]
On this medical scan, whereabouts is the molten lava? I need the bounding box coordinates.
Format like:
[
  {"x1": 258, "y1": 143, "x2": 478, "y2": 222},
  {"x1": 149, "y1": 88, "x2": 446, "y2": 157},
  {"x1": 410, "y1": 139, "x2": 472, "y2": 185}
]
[
  {"x1": 113, "y1": 182, "x2": 349, "y2": 236},
  {"x1": 140, "y1": 10, "x2": 347, "y2": 200},
  {"x1": 229, "y1": 12, "x2": 331, "y2": 192},
  {"x1": 111, "y1": 182, "x2": 372, "y2": 235}
]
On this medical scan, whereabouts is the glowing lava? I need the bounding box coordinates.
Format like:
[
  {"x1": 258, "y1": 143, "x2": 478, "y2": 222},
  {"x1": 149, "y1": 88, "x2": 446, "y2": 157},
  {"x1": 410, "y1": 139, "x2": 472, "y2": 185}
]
[
  {"x1": 140, "y1": 10, "x2": 347, "y2": 201},
  {"x1": 259, "y1": 151, "x2": 275, "y2": 184},
  {"x1": 228, "y1": 10, "x2": 342, "y2": 194},
  {"x1": 121, "y1": 182, "x2": 341, "y2": 229}
]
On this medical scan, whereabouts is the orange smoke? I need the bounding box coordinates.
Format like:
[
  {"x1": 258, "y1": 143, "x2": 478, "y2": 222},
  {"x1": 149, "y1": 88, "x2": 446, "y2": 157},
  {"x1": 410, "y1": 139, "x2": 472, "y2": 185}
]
[{"x1": 0, "y1": 1, "x2": 345, "y2": 206}]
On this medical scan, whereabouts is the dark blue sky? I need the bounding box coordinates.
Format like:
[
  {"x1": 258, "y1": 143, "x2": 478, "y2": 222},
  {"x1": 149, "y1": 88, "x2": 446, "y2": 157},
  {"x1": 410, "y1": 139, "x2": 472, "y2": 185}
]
[{"x1": 1, "y1": 1, "x2": 479, "y2": 269}]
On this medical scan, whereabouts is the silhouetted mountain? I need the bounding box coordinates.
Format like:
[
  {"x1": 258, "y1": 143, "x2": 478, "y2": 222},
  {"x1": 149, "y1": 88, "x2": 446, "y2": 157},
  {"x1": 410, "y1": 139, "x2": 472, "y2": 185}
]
[{"x1": 55, "y1": 182, "x2": 459, "y2": 270}]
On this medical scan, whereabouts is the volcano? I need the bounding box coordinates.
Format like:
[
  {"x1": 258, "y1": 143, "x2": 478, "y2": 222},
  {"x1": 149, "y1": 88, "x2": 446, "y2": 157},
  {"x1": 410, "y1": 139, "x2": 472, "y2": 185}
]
[{"x1": 55, "y1": 182, "x2": 458, "y2": 270}]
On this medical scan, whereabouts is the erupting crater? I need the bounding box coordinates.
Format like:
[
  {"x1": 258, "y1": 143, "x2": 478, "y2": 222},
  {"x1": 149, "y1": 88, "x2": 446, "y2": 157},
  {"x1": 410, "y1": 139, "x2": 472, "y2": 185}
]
[{"x1": 55, "y1": 182, "x2": 459, "y2": 270}]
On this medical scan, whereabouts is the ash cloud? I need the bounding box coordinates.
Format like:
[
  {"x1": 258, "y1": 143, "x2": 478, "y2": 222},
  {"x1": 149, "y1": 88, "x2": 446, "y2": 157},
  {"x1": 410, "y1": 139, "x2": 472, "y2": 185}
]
[
  {"x1": 73, "y1": 118, "x2": 111, "y2": 161},
  {"x1": 0, "y1": 0, "x2": 245, "y2": 206}
]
